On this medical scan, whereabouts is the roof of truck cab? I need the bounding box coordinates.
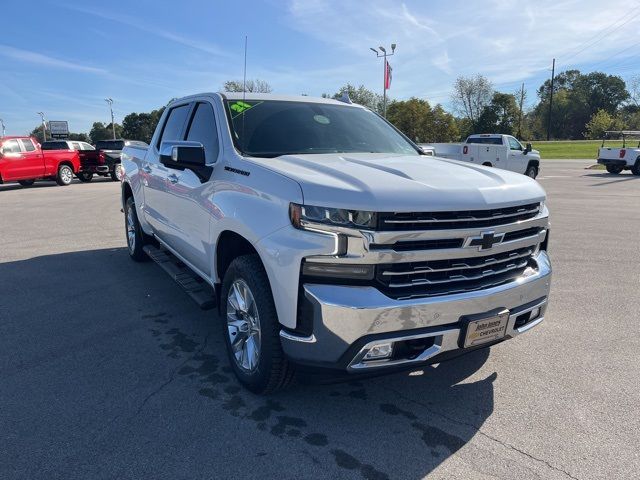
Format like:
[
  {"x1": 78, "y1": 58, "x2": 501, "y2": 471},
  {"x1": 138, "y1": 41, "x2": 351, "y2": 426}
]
[{"x1": 188, "y1": 92, "x2": 366, "y2": 108}]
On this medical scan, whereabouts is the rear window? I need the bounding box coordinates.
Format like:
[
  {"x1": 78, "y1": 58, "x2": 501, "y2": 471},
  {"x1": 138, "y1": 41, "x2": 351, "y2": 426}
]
[
  {"x1": 20, "y1": 139, "x2": 36, "y2": 151},
  {"x1": 41, "y1": 141, "x2": 70, "y2": 150},
  {"x1": 96, "y1": 140, "x2": 125, "y2": 150},
  {"x1": 466, "y1": 137, "x2": 502, "y2": 145}
]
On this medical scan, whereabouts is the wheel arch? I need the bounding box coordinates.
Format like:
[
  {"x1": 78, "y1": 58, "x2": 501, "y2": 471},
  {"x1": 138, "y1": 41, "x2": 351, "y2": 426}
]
[{"x1": 215, "y1": 230, "x2": 261, "y2": 285}]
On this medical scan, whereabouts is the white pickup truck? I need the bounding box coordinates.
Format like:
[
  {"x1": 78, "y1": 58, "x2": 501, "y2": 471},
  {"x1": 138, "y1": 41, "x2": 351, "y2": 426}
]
[
  {"x1": 423, "y1": 134, "x2": 541, "y2": 178},
  {"x1": 121, "y1": 93, "x2": 552, "y2": 393},
  {"x1": 596, "y1": 130, "x2": 640, "y2": 175}
]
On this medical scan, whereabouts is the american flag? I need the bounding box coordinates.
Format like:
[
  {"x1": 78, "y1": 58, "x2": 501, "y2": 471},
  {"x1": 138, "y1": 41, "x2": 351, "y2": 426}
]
[{"x1": 384, "y1": 60, "x2": 393, "y2": 90}]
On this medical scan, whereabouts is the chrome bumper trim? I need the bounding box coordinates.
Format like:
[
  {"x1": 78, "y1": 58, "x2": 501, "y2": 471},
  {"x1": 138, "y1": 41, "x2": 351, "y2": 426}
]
[
  {"x1": 280, "y1": 251, "x2": 551, "y2": 368},
  {"x1": 347, "y1": 298, "x2": 547, "y2": 371}
]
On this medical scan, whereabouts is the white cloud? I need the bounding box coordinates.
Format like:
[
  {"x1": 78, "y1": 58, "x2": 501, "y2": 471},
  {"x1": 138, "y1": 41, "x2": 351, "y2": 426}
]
[
  {"x1": 0, "y1": 45, "x2": 106, "y2": 74},
  {"x1": 62, "y1": 5, "x2": 230, "y2": 57}
]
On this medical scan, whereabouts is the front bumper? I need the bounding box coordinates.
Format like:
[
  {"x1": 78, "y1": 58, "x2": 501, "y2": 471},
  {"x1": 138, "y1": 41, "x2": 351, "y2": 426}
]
[{"x1": 281, "y1": 251, "x2": 551, "y2": 371}]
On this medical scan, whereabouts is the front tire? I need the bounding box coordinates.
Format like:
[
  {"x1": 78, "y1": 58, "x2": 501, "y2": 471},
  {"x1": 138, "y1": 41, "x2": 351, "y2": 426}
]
[
  {"x1": 606, "y1": 165, "x2": 623, "y2": 174},
  {"x1": 124, "y1": 196, "x2": 149, "y2": 262},
  {"x1": 525, "y1": 165, "x2": 538, "y2": 178},
  {"x1": 77, "y1": 172, "x2": 93, "y2": 182},
  {"x1": 111, "y1": 164, "x2": 123, "y2": 182},
  {"x1": 56, "y1": 164, "x2": 74, "y2": 186},
  {"x1": 18, "y1": 179, "x2": 35, "y2": 187},
  {"x1": 631, "y1": 161, "x2": 640, "y2": 176},
  {"x1": 221, "y1": 254, "x2": 295, "y2": 394}
]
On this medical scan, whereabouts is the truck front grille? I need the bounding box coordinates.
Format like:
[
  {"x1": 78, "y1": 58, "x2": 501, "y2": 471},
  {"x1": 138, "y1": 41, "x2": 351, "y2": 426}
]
[
  {"x1": 377, "y1": 203, "x2": 541, "y2": 231},
  {"x1": 375, "y1": 246, "x2": 536, "y2": 300}
]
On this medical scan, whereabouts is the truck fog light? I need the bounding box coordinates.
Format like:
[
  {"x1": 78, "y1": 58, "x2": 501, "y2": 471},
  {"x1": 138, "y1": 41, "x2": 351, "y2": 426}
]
[
  {"x1": 364, "y1": 342, "x2": 393, "y2": 360},
  {"x1": 529, "y1": 306, "x2": 541, "y2": 321}
]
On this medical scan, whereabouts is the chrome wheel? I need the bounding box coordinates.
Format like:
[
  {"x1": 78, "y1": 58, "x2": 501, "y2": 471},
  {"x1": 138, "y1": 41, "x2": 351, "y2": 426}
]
[
  {"x1": 226, "y1": 279, "x2": 261, "y2": 372},
  {"x1": 126, "y1": 206, "x2": 136, "y2": 252},
  {"x1": 60, "y1": 166, "x2": 73, "y2": 184}
]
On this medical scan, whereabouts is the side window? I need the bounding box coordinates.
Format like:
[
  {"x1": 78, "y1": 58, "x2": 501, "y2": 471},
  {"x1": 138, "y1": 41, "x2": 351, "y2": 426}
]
[
  {"x1": 157, "y1": 104, "x2": 191, "y2": 149},
  {"x1": 2, "y1": 140, "x2": 21, "y2": 154},
  {"x1": 185, "y1": 102, "x2": 219, "y2": 164},
  {"x1": 72, "y1": 142, "x2": 82, "y2": 150},
  {"x1": 20, "y1": 139, "x2": 36, "y2": 152},
  {"x1": 508, "y1": 137, "x2": 522, "y2": 150}
]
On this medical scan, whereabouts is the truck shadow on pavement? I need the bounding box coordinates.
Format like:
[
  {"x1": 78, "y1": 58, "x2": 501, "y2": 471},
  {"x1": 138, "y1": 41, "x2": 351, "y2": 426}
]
[{"x1": 1, "y1": 247, "x2": 496, "y2": 480}]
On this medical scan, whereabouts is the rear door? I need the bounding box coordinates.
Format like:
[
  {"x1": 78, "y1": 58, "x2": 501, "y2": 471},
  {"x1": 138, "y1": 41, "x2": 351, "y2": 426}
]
[
  {"x1": 163, "y1": 100, "x2": 220, "y2": 275},
  {"x1": 143, "y1": 103, "x2": 192, "y2": 240}
]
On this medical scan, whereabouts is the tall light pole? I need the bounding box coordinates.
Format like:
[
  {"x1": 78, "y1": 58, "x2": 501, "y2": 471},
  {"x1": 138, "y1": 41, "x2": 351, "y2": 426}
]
[
  {"x1": 37, "y1": 112, "x2": 47, "y2": 142},
  {"x1": 105, "y1": 98, "x2": 116, "y2": 139},
  {"x1": 0, "y1": 118, "x2": 5, "y2": 137},
  {"x1": 370, "y1": 43, "x2": 396, "y2": 118}
]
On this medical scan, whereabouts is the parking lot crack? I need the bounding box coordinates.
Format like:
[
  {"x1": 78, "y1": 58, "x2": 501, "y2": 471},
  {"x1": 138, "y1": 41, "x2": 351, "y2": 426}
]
[
  {"x1": 136, "y1": 332, "x2": 211, "y2": 415},
  {"x1": 385, "y1": 386, "x2": 580, "y2": 480}
]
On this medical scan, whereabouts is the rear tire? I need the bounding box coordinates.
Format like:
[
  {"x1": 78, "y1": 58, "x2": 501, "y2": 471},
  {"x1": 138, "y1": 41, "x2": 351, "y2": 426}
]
[
  {"x1": 124, "y1": 196, "x2": 149, "y2": 262},
  {"x1": 221, "y1": 254, "x2": 295, "y2": 394},
  {"x1": 111, "y1": 164, "x2": 123, "y2": 182},
  {"x1": 525, "y1": 165, "x2": 538, "y2": 178},
  {"x1": 18, "y1": 180, "x2": 35, "y2": 187},
  {"x1": 56, "y1": 164, "x2": 74, "y2": 186},
  {"x1": 631, "y1": 161, "x2": 640, "y2": 176},
  {"x1": 606, "y1": 165, "x2": 623, "y2": 174},
  {"x1": 482, "y1": 162, "x2": 492, "y2": 167},
  {"x1": 77, "y1": 172, "x2": 93, "y2": 182}
]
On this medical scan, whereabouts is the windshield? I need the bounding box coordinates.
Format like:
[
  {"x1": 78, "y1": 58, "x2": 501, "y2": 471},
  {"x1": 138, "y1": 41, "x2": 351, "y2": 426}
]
[
  {"x1": 96, "y1": 140, "x2": 125, "y2": 150},
  {"x1": 224, "y1": 100, "x2": 419, "y2": 158}
]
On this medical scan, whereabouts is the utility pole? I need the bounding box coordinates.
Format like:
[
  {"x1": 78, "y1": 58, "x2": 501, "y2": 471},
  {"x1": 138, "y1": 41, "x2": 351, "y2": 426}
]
[
  {"x1": 546, "y1": 58, "x2": 555, "y2": 141},
  {"x1": 0, "y1": 118, "x2": 5, "y2": 137},
  {"x1": 370, "y1": 44, "x2": 396, "y2": 118},
  {"x1": 517, "y1": 82, "x2": 525, "y2": 139},
  {"x1": 37, "y1": 112, "x2": 47, "y2": 142},
  {"x1": 105, "y1": 98, "x2": 116, "y2": 139}
]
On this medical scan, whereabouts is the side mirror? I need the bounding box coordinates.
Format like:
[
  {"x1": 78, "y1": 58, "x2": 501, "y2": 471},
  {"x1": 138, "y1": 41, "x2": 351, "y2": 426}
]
[
  {"x1": 523, "y1": 142, "x2": 532, "y2": 154},
  {"x1": 160, "y1": 141, "x2": 206, "y2": 169}
]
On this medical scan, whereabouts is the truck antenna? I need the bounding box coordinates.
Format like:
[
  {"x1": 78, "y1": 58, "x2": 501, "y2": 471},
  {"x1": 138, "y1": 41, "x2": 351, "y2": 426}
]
[{"x1": 242, "y1": 35, "x2": 248, "y2": 153}]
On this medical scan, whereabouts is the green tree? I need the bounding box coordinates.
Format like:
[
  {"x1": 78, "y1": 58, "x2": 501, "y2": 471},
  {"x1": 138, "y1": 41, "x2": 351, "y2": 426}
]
[
  {"x1": 326, "y1": 84, "x2": 384, "y2": 114},
  {"x1": 28, "y1": 127, "x2": 89, "y2": 144},
  {"x1": 476, "y1": 93, "x2": 520, "y2": 135},
  {"x1": 584, "y1": 109, "x2": 624, "y2": 139},
  {"x1": 222, "y1": 79, "x2": 272, "y2": 93},
  {"x1": 532, "y1": 70, "x2": 629, "y2": 139},
  {"x1": 386, "y1": 98, "x2": 459, "y2": 143},
  {"x1": 121, "y1": 107, "x2": 165, "y2": 144},
  {"x1": 89, "y1": 122, "x2": 122, "y2": 143}
]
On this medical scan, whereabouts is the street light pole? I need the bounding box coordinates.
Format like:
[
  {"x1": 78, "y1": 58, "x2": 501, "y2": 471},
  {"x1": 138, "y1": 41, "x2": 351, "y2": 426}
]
[
  {"x1": 370, "y1": 44, "x2": 396, "y2": 118},
  {"x1": 0, "y1": 118, "x2": 5, "y2": 137},
  {"x1": 105, "y1": 98, "x2": 116, "y2": 139},
  {"x1": 37, "y1": 112, "x2": 47, "y2": 142}
]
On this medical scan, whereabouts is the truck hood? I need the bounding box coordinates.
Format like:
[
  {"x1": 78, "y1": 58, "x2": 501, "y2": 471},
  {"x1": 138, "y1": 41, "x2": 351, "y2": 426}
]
[{"x1": 254, "y1": 153, "x2": 546, "y2": 211}]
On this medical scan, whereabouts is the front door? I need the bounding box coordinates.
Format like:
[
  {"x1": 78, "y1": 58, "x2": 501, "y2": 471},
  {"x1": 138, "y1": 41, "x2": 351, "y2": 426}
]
[
  {"x1": 143, "y1": 103, "x2": 192, "y2": 242},
  {"x1": 163, "y1": 101, "x2": 220, "y2": 276},
  {"x1": 507, "y1": 136, "x2": 526, "y2": 173}
]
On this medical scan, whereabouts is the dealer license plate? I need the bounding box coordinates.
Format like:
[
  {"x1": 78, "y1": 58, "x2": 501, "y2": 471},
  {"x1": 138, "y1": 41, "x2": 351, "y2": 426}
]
[{"x1": 464, "y1": 310, "x2": 510, "y2": 348}]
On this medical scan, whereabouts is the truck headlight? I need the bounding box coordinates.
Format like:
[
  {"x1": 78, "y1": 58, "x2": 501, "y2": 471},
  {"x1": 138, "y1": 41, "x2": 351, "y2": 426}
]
[{"x1": 289, "y1": 203, "x2": 377, "y2": 230}]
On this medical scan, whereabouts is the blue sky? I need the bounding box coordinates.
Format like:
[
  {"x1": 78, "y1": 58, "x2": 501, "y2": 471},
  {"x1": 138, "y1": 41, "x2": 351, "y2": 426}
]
[{"x1": 1, "y1": 0, "x2": 638, "y2": 135}]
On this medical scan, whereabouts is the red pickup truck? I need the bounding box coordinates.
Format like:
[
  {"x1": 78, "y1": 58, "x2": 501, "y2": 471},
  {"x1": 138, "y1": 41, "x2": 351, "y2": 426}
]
[{"x1": 0, "y1": 136, "x2": 80, "y2": 187}]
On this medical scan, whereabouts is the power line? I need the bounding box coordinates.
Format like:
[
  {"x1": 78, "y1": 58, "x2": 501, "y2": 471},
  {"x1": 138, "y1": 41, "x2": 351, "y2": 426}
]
[{"x1": 558, "y1": 5, "x2": 640, "y2": 65}]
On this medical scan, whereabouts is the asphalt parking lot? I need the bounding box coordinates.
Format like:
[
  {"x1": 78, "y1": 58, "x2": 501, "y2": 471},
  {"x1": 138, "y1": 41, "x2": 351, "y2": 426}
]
[{"x1": 1, "y1": 160, "x2": 639, "y2": 480}]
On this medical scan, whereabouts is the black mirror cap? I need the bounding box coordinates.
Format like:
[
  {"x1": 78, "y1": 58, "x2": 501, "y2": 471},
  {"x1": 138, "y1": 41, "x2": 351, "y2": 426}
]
[
  {"x1": 526, "y1": 142, "x2": 532, "y2": 151},
  {"x1": 159, "y1": 141, "x2": 206, "y2": 167}
]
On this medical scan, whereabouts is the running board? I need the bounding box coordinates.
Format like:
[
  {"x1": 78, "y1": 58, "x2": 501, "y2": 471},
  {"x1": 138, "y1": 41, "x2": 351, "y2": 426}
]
[{"x1": 143, "y1": 245, "x2": 217, "y2": 310}]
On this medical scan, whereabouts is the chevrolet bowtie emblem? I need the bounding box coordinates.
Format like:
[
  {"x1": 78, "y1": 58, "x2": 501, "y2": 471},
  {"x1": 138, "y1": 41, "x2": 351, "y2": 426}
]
[{"x1": 464, "y1": 231, "x2": 505, "y2": 251}]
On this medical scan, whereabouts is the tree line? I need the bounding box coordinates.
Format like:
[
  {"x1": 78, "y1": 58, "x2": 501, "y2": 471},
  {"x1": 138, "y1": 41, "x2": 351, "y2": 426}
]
[{"x1": 28, "y1": 72, "x2": 640, "y2": 145}]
